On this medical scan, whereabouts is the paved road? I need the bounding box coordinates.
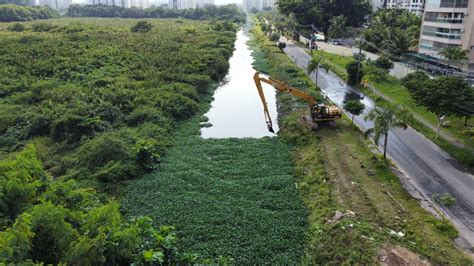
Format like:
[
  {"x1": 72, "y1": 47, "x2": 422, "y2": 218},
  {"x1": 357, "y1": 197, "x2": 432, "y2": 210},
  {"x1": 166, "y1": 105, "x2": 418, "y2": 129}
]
[{"x1": 283, "y1": 38, "x2": 474, "y2": 248}]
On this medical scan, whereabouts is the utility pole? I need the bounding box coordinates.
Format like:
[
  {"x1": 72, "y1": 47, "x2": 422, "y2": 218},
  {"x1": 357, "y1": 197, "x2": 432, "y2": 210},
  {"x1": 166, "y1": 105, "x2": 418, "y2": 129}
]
[{"x1": 356, "y1": 31, "x2": 362, "y2": 84}]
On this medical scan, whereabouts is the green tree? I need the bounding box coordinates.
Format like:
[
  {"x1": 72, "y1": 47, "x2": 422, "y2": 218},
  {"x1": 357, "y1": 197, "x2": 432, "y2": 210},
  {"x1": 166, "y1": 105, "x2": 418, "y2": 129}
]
[
  {"x1": 328, "y1": 15, "x2": 347, "y2": 39},
  {"x1": 344, "y1": 99, "x2": 365, "y2": 124},
  {"x1": 364, "y1": 104, "x2": 409, "y2": 159},
  {"x1": 408, "y1": 76, "x2": 472, "y2": 138},
  {"x1": 382, "y1": 28, "x2": 410, "y2": 56},
  {"x1": 439, "y1": 47, "x2": 469, "y2": 67},
  {"x1": 346, "y1": 60, "x2": 363, "y2": 86}
]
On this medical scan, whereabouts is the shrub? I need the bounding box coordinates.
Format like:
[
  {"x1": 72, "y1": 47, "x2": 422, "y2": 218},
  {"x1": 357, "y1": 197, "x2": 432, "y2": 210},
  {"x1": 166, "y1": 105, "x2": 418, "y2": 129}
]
[
  {"x1": 269, "y1": 33, "x2": 280, "y2": 42},
  {"x1": 8, "y1": 23, "x2": 26, "y2": 32},
  {"x1": 31, "y1": 22, "x2": 57, "y2": 32},
  {"x1": 158, "y1": 93, "x2": 199, "y2": 121},
  {"x1": 278, "y1": 42, "x2": 287, "y2": 51},
  {"x1": 373, "y1": 56, "x2": 394, "y2": 70},
  {"x1": 131, "y1": 21, "x2": 153, "y2": 33}
]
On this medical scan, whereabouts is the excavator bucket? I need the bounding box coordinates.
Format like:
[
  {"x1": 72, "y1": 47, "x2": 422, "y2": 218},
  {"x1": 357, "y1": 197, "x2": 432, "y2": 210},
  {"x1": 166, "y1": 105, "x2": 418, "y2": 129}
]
[{"x1": 267, "y1": 125, "x2": 275, "y2": 133}]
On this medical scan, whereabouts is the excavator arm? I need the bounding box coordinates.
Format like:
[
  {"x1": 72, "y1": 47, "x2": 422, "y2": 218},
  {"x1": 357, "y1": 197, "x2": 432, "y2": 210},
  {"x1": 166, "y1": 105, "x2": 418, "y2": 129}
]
[{"x1": 253, "y1": 71, "x2": 318, "y2": 132}]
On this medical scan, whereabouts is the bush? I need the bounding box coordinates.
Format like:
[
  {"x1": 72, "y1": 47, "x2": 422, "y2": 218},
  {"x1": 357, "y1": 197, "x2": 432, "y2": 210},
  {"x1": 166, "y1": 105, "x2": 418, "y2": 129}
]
[
  {"x1": 270, "y1": 33, "x2": 280, "y2": 42},
  {"x1": 131, "y1": 21, "x2": 153, "y2": 33},
  {"x1": 8, "y1": 23, "x2": 26, "y2": 32},
  {"x1": 400, "y1": 70, "x2": 429, "y2": 92},
  {"x1": 373, "y1": 56, "x2": 394, "y2": 70},
  {"x1": 346, "y1": 60, "x2": 363, "y2": 86},
  {"x1": 31, "y1": 22, "x2": 57, "y2": 32},
  {"x1": 278, "y1": 42, "x2": 287, "y2": 51}
]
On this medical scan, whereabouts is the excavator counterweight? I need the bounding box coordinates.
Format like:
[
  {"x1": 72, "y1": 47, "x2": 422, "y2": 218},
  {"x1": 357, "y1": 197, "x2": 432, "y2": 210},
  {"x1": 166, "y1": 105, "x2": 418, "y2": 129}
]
[{"x1": 253, "y1": 71, "x2": 342, "y2": 132}]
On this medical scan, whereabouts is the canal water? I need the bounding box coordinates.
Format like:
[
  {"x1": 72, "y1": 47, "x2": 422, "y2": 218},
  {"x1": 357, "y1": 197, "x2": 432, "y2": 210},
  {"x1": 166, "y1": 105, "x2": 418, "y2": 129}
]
[{"x1": 201, "y1": 29, "x2": 279, "y2": 138}]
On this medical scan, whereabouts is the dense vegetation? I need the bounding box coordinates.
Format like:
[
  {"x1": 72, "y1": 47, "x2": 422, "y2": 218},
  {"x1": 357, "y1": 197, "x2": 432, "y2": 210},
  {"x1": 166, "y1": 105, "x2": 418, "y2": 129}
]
[
  {"x1": 0, "y1": 18, "x2": 238, "y2": 263},
  {"x1": 68, "y1": 4, "x2": 246, "y2": 23},
  {"x1": 0, "y1": 145, "x2": 225, "y2": 264},
  {"x1": 363, "y1": 8, "x2": 421, "y2": 56},
  {"x1": 0, "y1": 4, "x2": 58, "y2": 22},
  {"x1": 122, "y1": 118, "x2": 308, "y2": 264},
  {"x1": 277, "y1": 0, "x2": 371, "y2": 32}
]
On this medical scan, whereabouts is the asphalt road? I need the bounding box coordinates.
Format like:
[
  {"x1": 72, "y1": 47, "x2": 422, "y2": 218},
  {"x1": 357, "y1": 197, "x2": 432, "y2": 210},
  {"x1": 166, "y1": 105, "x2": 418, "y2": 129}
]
[{"x1": 282, "y1": 38, "x2": 474, "y2": 248}]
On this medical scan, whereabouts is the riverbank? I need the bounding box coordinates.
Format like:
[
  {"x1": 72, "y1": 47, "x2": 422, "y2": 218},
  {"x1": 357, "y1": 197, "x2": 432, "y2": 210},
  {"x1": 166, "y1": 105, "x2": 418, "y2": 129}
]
[{"x1": 250, "y1": 19, "x2": 472, "y2": 264}]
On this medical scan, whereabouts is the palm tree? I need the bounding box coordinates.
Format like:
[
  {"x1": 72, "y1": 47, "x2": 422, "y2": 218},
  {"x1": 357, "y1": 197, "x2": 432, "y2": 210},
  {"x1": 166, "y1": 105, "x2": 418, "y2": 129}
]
[
  {"x1": 364, "y1": 104, "x2": 410, "y2": 159},
  {"x1": 328, "y1": 15, "x2": 347, "y2": 39},
  {"x1": 439, "y1": 47, "x2": 469, "y2": 67},
  {"x1": 382, "y1": 28, "x2": 410, "y2": 57},
  {"x1": 307, "y1": 57, "x2": 321, "y2": 82}
]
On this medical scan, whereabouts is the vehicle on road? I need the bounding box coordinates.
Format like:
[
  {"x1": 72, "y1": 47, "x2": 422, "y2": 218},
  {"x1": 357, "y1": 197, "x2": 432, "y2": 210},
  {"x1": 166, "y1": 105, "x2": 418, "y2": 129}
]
[{"x1": 253, "y1": 71, "x2": 342, "y2": 132}]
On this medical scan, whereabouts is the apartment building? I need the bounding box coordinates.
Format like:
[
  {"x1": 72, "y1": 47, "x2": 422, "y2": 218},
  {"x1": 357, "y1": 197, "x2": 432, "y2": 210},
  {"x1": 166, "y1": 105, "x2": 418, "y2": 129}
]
[
  {"x1": 386, "y1": 0, "x2": 425, "y2": 15},
  {"x1": 418, "y1": 0, "x2": 474, "y2": 70},
  {"x1": 38, "y1": 0, "x2": 71, "y2": 10},
  {"x1": 243, "y1": 0, "x2": 276, "y2": 11},
  {"x1": 88, "y1": 0, "x2": 132, "y2": 7},
  {"x1": 169, "y1": 0, "x2": 213, "y2": 10}
]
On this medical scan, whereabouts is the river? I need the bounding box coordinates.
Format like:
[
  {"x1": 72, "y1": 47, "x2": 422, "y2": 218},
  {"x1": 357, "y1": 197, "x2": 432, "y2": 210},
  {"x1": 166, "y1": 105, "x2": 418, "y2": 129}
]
[{"x1": 201, "y1": 29, "x2": 279, "y2": 138}]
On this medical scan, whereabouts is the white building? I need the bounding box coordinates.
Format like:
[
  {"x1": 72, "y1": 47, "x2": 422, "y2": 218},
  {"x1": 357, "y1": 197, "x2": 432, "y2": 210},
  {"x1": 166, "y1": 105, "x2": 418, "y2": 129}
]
[
  {"x1": 419, "y1": 0, "x2": 474, "y2": 70},
  {"x1": 38, "y1": 0, "x2": 71, "y2": 10},
  {"x1": 169, "y1": 0, "x2": 214, "y2": 9},
  {"x1": 386, "y1": 0, "x2": 425, "y2": 15},
  {"x1": 371, "y1": 0, "x2": 385, "y2": 10},
  {"x1": 242, "y1": 0, "x2": 276, "y2": 11}
]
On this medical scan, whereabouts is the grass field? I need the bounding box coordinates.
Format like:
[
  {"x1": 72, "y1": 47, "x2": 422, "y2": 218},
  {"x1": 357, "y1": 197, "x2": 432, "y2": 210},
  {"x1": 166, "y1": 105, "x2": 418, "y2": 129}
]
[
  {"x1": 251, "y1": 19, "x2": 471, "y2": 264},
  {"x1": 121, "y1": 117, "x2": 308, "y2": 264}
]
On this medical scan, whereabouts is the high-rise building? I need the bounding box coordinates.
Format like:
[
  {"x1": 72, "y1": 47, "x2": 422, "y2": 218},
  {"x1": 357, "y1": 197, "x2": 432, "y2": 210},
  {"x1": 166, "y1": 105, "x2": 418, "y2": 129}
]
[
  {"x1": 169, "y1": 0, "x2": 213, "y2": 10},
  {"x1": 88, "y1": 0, "x2": 130, "y2": 7},
  {"x1": 418, "y1": 0, "x2": 473, "y2": 70},
  {"x1": 38, "y1": 0, "x2": 71, "y2": 10},
  {"x1": 386, "y1": 0, "x2": 425, "y2": 15},
  {"x1": 243, "y1": 0, "x2": 276, "y2": 11},
  {"x1": 130, "y1": 0, "x2": 148, "y2": 8}
]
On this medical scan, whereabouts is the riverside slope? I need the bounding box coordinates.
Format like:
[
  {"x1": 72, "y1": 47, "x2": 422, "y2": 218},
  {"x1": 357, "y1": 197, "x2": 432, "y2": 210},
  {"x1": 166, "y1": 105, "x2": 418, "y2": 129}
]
[{"x1": 281, "y1": 37, "x2": 474, "y2": 249}]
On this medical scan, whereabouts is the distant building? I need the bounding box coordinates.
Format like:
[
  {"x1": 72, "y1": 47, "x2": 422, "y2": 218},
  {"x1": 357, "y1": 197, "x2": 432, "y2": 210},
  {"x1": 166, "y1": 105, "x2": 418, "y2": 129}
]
[
  {"x1": 130, "y1": 0, "x2": 148, "y2": 8},
  {"x1": 242, "y1": 0, "x2": 276, "y2": 11},
  {"x1": 38, "y1": 0, "x2": 71, "y2": 10},
  {"x1": 168, "y1": 0, "x2": 214, "y2": 10},
  {"x1": 386, "y1": 0, "x2": 425, "y2": 15},
  {"x1": 418, "y1": 0, "x2": 474, "y2": 70},
  {"x1": 88, "y1": 0, "x2": 129, "y2": 7},
  {"x1": 371, "y1": 0, "x2": 385, "y2": 10}
]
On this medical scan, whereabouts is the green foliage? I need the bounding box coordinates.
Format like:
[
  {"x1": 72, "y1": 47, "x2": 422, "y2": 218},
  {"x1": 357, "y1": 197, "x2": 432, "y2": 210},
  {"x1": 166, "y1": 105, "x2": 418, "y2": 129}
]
[
  {"x1": 122, "y1": 119, "x2": 308, "y2": 264},
  {"x1": 400, "y1": 70, "x2": 429, "y2": 92},
  {"x1": 269, "y1": 32, "x2": 280, "y2": 42},
  {"x1": 363, "y1": 9, "x2": 421, "y2": 56},
  {"x1": 131, "y1": 20, "x2": 153, "y2": 33},
  {"x1": 67, "y1": 4, "x2": 246, "y2": 23},
  {"x1": 277, "y1": 0, "x2": 371, "y2": 33},
  {"x1": 433, "y1": 193, "x2": 456, "y2": 207},
  {"x1": 346, "y1": 60, "x2": 363, "y2": 86},
  {"x1": 373, "y1": 56, "x2": 394, "y2": 70},
  {"x1": 364, "y1": 104, "x2": 410, "y2": 159},
  {"x1": 278, "y1": 41, "x2": 286, "y2": 50},
  {"x1": 8, "y1": 22, "x2": 25, "y2": 32},
  {"x1": 0, "y1": 18, "x2": 236, "y2": 187},
  {"x1": 439, "y1": 46, "x2": 469, "y2": 61},
  {"x1": 31, "y1": 22, "x2": 57, "y2": 32},
  {"x1": 343, "y1": 99, "x2": 365, "y2": 123},
  {"x1": 0, "y1": 146, "x2": 215, "y2": 264},
  {"x1": 328, "y1": 15, "x2": 347, "y2": 39},
  {"x1": 0, "y1": 4, "x2": 59, "y2": 22}
]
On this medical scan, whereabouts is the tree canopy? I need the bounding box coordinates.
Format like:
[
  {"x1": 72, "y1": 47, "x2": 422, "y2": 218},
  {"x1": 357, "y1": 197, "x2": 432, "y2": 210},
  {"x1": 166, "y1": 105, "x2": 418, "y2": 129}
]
[
  {"x1": 0, "y1": 4, "x2": 58, "y2": 22},
  {"x1": 67, "y1": 4, "x2": 246, "y2": 23},
  {"x1": 277, "y1": 0, "x2": 371, "y2": 33}
]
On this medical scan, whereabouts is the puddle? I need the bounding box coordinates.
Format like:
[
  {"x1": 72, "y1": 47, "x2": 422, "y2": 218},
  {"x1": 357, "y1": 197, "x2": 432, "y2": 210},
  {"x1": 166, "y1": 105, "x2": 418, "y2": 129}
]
[{"x1": 201, "y1": 29, "x2": 279, "y2": 139}]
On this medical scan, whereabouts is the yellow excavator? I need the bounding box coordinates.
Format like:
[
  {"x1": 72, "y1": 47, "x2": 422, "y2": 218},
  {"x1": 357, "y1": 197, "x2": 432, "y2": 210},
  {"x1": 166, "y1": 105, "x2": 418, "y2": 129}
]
[{"x1": 253, "y1": 71, "x2": 342, "y2": 132}]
